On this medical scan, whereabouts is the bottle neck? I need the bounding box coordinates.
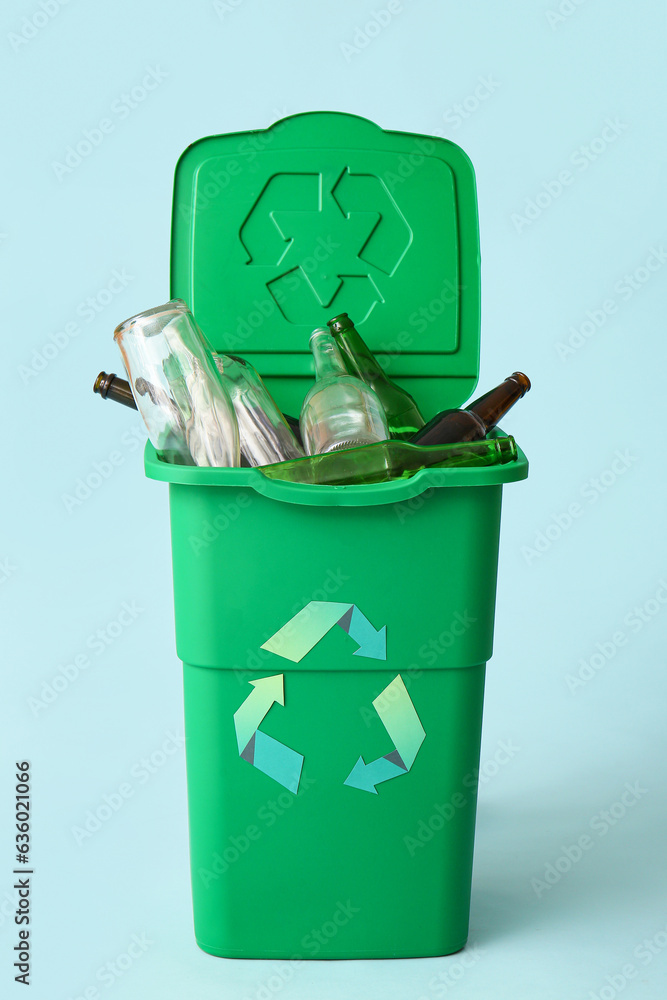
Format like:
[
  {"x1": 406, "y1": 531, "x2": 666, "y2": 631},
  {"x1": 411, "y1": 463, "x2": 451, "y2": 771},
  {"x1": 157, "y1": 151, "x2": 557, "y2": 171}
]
[
  {"x1": 333, "y1": 324, "x2": 385, "y2": 381},
  {"x1": 93, "y1": 372, "x2": 138, "y2": 410},
  {"x1": 467, "y1": 372, "x2": 530, "y2": 432},
  {"x1": 310, "y1": 330, "x2": 350, "y2": 380}
]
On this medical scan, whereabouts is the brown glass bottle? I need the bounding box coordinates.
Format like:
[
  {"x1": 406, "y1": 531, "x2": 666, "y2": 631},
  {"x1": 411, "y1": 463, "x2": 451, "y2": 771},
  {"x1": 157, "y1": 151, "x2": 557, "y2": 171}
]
[
  {"x1": 93, "y1": 371, "x2": 138, "y2": 408},
  {"x1": 411, "y1": 372, "x2": 531, "y2": 446}
]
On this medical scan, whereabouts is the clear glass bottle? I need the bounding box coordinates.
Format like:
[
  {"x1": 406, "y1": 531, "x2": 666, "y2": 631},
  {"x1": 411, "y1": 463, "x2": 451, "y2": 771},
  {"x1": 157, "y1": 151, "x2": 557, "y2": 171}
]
[
  {"x1": 300, "y1": 329, "x2": 390, "y2": 455},
  {"x1": 212, "y1": 353, "x2": 304, "y2": 466},
  {"x1": 327, "y1": 312, "x2": 425, "y2": 439},
  {"x1": 113, "y1": 299, "x2": 240, "y2": 467}
]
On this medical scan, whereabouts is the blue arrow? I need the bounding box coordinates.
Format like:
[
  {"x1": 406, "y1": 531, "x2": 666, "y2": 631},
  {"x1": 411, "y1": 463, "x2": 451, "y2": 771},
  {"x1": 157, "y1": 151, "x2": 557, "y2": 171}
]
[
  {"x1": 344, "y1": 754, "x2": 407, "y2": 794},
  {"x1": 251, "y1": 730, "x2": 303, "y2": 794},
  {"x1": 340, "y1": 605, "x2": 387, "y2": 660}
]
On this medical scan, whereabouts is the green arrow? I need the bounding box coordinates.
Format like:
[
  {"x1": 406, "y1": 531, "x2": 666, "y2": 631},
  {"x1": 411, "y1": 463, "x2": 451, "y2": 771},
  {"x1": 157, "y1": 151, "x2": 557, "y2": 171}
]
[
  {"x1": 233, "y1": 674, "x2": 284, "y2": 753},
  {"x1": 331, "y1": 168, "x2": 411, "y2": 277},
  {"x1": 373, "y1": 674, "x2": 425, "y2": 769},
  {"x1": 239, "y1": 173, "x2": 319, "y2": 266},
  {"x1": 344, "y1": 675, "x2": 425, "y2": 793},
  {"x1": 260, "y1": 601, "x2": 386, "y2": 662},
  {"x1": 233, "y1": 675, "x2": 304, "y2": 793}
]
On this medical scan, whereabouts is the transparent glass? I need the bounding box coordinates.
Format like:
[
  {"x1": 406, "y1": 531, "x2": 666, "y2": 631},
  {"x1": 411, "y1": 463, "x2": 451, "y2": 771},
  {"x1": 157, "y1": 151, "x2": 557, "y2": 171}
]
[
  {"x1": 327, "y1": 312, "x2": 425, "y2": 439},
  {"x1": 259, "y1": 436, "x2": 517, "y2": 486},
  {"x1": 212, "y1": 354, "x2": 304, "y2": 466},
  {"x1": 113, "y1": 299, "x2": 240, "y2": 466},
  {"x1": 300, "y1": 329, "x2": 389, "y2": 455}
]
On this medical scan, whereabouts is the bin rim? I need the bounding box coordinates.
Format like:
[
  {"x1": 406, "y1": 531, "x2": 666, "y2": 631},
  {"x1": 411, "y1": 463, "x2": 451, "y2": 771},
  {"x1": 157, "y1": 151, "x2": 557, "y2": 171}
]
[{"x1": 144, "y1": 432, "x2": 528, "y2": 507}]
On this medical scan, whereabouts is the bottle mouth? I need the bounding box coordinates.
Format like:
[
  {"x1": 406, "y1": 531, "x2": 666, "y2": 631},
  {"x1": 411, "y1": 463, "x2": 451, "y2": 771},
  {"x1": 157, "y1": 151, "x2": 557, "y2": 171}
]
[
  {"x1": 93, "y1": 371, "x2": 113, "y2": 398},
  {"x1": 510, "y1": 372, "x2": 531, "y2": 394},
  {"x1": 309, "y1": 327, "x2": 331, "y2": 343},
  {"x1": 326, "y1": 313, "x2": 352, "y2": 333}
]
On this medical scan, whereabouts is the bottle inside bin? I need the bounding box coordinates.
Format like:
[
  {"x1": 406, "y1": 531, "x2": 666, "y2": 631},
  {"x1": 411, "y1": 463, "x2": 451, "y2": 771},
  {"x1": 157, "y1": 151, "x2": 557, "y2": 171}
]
[
  {"x1": 113, "y1": 299, "x2": 240, "y2": 467},
  {"x1": 300, "y1": 328, "x2": 390, "y2": 455},
  {"x1": 212, "y1": 353, "x2": 304, "y2": 466},
  {"x1": 327, "y1": 312, "x2": 425, "y2": 439}
]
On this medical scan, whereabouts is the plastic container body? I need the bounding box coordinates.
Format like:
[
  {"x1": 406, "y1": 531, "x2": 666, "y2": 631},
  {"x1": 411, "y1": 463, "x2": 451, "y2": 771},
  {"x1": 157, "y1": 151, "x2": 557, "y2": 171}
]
[
  {"x1": 143, "y1": 111, "x2": 530, "y2": 959},
  {"x1": 146, "y1": 438, "x2": 527, "y2": 959}
]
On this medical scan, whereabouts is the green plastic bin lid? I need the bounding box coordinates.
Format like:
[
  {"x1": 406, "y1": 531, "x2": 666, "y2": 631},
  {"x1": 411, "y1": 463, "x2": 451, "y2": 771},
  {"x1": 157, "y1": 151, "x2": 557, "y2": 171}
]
[{"x1": 171, "y1": 111, "x2": 481, "y2": 406}]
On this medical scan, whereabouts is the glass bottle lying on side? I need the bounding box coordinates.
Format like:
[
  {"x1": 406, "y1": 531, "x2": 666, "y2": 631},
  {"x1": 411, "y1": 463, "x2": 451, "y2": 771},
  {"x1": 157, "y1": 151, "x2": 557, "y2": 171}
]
[
  {"x1": 258, "y1": 435, "x2": 517, "y2": 486},
  {"x1": 113, "y1": 299, "x2": 240, "y2": 466}
]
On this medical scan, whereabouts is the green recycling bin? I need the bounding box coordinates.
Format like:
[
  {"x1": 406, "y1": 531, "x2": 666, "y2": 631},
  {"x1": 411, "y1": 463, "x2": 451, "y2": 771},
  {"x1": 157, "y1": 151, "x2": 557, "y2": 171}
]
[{"x1": 144, "y1": 111, "x2": 528, "y2": 959}]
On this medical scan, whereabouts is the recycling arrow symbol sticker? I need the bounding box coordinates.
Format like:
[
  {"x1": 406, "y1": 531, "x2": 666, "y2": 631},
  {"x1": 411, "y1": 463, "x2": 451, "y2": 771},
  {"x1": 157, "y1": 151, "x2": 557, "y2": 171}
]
[
  {"x1": 233, "y1": 674, "x2": 304, "y2": 794},
  {"x1": 260, "y1": 601, "x2": 387, "y2": 662},
  {"x1": 234, "y1": 601, "x2": 425, "y2": 795},
  {"x1": 344, "y1": 674, "x2": 425, "y2": 794}
]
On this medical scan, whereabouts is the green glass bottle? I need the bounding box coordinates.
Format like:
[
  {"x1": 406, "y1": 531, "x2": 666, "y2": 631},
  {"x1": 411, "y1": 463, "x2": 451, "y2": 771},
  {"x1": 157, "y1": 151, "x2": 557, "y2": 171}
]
[
  {"x1": 327, "y1": 312, "x2": 425, "y2": 439},
  {"x1": 259, "y1": 436, "x2": 517, "y2": 486}
]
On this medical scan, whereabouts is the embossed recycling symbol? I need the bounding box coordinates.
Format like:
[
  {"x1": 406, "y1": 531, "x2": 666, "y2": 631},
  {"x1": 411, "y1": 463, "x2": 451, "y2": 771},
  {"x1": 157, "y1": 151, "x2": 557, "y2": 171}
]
[{"x1": 239, "y1": 169, "x2": 412, "y2": 322}]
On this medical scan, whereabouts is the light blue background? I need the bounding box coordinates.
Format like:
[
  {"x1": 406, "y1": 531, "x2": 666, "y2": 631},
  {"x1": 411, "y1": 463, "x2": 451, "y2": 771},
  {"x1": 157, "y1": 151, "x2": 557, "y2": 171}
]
[{"x1": 2, "y1": 1, "x2": 667, "y2": 998}]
